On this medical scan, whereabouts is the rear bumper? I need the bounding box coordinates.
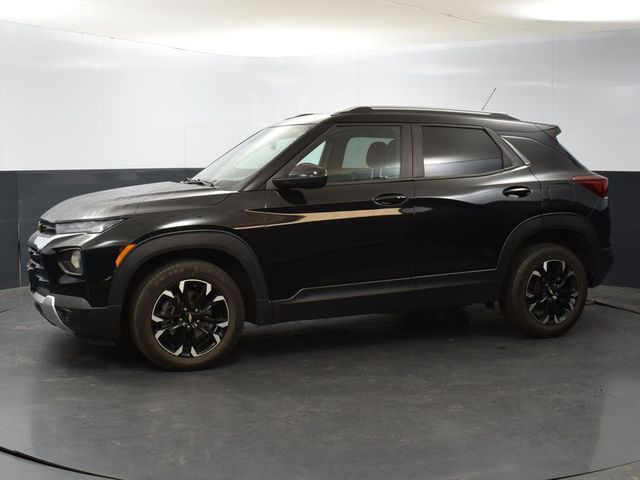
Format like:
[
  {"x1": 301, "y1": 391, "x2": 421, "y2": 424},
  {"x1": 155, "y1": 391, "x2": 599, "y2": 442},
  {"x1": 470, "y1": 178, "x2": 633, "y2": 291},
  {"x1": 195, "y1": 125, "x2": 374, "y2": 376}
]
[
  {"x1": 31, "y1": 290, "x2": 121, "y2": 342},
  {"x1": 592, "y1": 246, "x2": 614, "y2": 286}
]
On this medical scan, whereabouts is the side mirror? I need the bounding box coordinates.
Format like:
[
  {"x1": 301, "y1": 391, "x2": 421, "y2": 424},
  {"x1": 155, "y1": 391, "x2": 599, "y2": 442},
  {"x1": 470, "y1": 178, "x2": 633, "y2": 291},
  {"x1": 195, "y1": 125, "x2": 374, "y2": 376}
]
[{"x1": 273, "y1": 163, "x2": 328, "y2": 189}]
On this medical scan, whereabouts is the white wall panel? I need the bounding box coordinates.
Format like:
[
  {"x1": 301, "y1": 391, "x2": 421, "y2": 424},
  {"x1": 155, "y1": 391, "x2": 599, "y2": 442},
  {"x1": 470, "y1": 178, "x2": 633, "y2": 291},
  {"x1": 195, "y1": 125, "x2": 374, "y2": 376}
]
[
  {"x1": 553, "y1": 31, "x2": 640, "y2": 172},
  {"x1": 183, "y1": 51, "x2": 359, "y2": 168},
  {"x1": 185, "y1": 51, "x2": 359, "y2": 130},
  {"x1": 185, "y1": 126, "x2": 256, "y2": 169},
  {"x1": 284, "y1": 53, "x2": 360, "y2": 114},
  {"x1": 102, "y1": 39, "x2": 184, "y2": 169},
  {"x1": 0, "y1": 23, "x2": 102, "y2": 170},
  {"x1": 447, "y1": 37, "x2": 553, "y2": 123},
  {"x1": 185, "y1": 52, "x2": 265, "y2": 130},
  {"x1": 203, "y1": 54, "x2": 358, "y2": 126},
  {"x1": 0, "y1": 22, "x2": 639, "y2": 172},
  {"x1": 359, "y1": 45, "x2": 448, "y2": 108}
]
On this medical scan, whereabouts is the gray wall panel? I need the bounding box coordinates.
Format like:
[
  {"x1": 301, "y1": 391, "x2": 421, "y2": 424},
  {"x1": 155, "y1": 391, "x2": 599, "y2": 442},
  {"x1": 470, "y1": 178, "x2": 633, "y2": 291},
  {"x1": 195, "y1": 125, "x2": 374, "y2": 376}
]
[
  {"x1": 0, "y1": 172, "x2": 18, "y2": 289},
  {"x1": 597, "y1": 171, "x2": 640, "y2": 288}
]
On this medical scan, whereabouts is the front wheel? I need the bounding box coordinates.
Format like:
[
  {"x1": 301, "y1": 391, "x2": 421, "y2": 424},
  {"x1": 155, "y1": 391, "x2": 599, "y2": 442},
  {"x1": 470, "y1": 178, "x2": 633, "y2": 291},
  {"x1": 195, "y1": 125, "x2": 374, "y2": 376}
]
[
  {"x1": 130, "y1": 260, "x2": 245, "y2": 370},
  {"x1": 500, "y1": 243, "x2": 588, "y2": 338}
]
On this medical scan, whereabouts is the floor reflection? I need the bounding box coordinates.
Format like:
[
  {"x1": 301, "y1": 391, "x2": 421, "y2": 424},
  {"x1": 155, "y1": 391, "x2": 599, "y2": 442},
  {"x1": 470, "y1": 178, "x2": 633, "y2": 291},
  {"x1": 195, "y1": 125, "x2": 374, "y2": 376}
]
[{"x1": 0, "y1": 288, "x2": 639, "y2": 479}]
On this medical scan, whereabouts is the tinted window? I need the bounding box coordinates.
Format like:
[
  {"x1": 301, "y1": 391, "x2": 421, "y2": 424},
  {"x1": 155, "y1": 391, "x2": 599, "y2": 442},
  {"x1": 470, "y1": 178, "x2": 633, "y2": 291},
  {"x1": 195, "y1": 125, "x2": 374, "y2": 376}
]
[
  {"x1": 421, "y1": 127, "x2": 504, "y2": 177},
  {"x1": 503, "y1": 136, "x2": 584, "y2": 169},
  {"x1": 295, "y1": 125, "x2": 402, "y2": 184}
]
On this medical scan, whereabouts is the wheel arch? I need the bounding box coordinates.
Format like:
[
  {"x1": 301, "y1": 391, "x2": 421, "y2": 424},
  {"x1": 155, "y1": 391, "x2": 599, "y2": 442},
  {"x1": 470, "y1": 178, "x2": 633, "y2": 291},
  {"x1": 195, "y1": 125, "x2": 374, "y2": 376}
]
[
  {"x1": 498, "y1": 213, "x2": 602, "y2": 287},
  {"x1": 108, "y1": 230, "x2": 272, "y2": 325}
]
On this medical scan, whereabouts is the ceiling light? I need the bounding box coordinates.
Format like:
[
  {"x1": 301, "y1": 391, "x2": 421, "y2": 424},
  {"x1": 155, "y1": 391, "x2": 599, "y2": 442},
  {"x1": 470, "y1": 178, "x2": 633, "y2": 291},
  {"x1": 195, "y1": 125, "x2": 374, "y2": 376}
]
[
  {"x1": 518, "y1": 0, "x2": 640, "y2": 22},
  {"x1": 0, "y1": 0, "x2": 81, "y2": 21}
]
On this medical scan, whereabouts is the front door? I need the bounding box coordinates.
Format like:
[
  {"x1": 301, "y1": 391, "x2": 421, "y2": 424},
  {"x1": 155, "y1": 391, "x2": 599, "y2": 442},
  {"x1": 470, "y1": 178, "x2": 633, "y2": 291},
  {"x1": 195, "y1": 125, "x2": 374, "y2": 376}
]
[{"x1": 263, "y1": 124, "x2": 413, "y2": 320}]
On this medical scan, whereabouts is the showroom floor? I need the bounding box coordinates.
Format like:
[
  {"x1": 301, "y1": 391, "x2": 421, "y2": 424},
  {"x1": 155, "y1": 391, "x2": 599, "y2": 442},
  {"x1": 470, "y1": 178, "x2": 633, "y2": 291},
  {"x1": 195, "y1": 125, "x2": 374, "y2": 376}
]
[{"x1": 1, "y1": 286, "x2": 639, "y2": 480}]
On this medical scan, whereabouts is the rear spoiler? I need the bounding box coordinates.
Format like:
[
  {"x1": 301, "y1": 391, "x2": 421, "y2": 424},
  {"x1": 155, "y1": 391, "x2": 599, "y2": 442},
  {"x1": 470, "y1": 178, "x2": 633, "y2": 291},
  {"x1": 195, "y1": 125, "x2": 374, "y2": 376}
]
[{"x1": 536, "y1": 123, "x2": 561, "y2": 138}]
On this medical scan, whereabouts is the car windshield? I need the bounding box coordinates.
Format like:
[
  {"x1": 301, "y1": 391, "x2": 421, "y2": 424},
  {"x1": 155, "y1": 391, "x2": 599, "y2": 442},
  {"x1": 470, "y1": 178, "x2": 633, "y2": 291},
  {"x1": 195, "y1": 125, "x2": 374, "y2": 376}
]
[{"x1": 191, "y1": 124, "x2": 313, "y2": 190}]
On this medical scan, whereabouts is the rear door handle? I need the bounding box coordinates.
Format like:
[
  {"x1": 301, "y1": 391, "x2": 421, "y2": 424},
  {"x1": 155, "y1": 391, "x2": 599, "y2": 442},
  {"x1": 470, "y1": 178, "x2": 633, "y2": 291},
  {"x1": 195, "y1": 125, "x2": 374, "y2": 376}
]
[
  {"x1": 373, "y1": 193, "x2": 408, "y2": 206},
  {"x1": 502, "y1": 186, "x2": 532, "y2": 198}
]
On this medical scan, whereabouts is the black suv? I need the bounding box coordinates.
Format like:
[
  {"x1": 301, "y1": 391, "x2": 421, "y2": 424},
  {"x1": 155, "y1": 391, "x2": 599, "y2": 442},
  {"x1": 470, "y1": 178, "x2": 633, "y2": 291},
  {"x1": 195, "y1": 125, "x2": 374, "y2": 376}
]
[{"x1": 28, "y1": 107, "x2": 613, "y2": 370}]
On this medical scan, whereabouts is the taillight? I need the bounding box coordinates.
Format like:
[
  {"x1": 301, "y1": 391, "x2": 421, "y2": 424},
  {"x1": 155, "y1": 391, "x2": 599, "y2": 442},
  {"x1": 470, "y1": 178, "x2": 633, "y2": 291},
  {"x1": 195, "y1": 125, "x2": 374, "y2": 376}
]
[{"x1": 572, "y1": 174, "x2": 609, "y2": 198}]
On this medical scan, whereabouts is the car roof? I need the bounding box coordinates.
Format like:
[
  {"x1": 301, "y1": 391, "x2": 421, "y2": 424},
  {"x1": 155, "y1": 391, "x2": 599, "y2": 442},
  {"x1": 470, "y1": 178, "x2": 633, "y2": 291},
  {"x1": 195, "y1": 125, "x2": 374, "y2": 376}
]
[{"x1": 275, "y1": 106, "x2": 547, "y2": 133}]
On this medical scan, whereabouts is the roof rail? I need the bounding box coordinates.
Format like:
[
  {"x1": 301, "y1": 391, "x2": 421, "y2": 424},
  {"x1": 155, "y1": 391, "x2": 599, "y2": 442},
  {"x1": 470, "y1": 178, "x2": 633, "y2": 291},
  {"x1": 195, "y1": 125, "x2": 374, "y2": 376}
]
[
  {"x1": 282, "y1": 112, "x2": 316, "y2": 120},
  {"x1": 335, "y1": 105, "x2": 516, "y2": 120},
  {"x1": 339, "y1": 106, "x2": 374, "y2": 114}
]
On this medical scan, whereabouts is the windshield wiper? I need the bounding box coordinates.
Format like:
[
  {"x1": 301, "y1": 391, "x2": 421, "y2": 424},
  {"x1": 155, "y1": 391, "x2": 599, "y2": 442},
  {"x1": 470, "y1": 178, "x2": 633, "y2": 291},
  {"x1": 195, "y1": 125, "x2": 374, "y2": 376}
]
[{"x1": 182, "y1": 178, "x2": 217, "y2": 187}]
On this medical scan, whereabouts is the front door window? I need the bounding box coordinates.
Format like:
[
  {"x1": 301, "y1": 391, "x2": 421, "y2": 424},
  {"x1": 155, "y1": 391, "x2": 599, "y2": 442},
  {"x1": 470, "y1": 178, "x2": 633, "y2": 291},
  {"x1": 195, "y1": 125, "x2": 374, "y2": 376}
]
[{"x1": 293, "y1": 125, "x2": 402, "y2": 184}]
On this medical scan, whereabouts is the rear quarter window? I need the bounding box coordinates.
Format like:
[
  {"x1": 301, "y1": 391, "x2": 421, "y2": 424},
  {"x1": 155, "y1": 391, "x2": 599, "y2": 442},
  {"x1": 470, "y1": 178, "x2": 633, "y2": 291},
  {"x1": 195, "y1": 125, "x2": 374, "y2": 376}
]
[{"x1": 503, "y1": 136, "x2": 585, "y2": 169}]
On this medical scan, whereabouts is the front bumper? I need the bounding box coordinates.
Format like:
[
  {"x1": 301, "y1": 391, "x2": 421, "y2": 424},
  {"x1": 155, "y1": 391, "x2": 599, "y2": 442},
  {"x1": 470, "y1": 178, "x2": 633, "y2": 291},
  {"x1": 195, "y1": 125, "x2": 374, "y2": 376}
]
[
  {"x1": 32, "y1": 291, "x2": 75, "y2": 333},
  {"x1": 31, "y1": 290, "x2": 122, "y2": 342}
]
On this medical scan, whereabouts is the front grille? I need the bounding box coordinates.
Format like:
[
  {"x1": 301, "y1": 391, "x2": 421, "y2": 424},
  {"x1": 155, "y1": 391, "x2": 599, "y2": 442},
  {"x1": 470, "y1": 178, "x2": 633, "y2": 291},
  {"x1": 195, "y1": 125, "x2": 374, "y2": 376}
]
[
  {"x1": 28, "y1": 247, "x2": 49, "y2": 288},
  {"x1": 38, "y1": 220, "x2": 56, "y2": 235}
]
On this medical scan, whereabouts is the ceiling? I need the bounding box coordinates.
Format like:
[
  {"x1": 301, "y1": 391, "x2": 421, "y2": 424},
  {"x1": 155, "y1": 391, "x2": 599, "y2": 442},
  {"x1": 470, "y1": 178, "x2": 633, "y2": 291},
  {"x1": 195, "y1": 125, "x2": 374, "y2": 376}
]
[{"x1": 1, "y1": 0, "x2": 640, "y2": 56}]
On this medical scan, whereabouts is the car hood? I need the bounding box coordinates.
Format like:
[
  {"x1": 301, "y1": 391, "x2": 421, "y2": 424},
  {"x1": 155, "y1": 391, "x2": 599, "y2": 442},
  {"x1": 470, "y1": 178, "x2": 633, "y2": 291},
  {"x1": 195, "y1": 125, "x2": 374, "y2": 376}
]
[{"x1": 41, "y1": 181, "x2": 234, "y2": 222}]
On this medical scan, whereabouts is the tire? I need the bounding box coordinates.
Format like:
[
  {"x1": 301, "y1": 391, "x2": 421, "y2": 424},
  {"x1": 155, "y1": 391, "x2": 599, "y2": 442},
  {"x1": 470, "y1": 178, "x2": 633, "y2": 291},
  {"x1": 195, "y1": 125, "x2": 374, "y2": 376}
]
[
  {"x1": 500, "y1": 243, "x2": 588, "y2": 338},
  {"x1": 129, "y1": 259, "x2": 245, "y2": 370}
]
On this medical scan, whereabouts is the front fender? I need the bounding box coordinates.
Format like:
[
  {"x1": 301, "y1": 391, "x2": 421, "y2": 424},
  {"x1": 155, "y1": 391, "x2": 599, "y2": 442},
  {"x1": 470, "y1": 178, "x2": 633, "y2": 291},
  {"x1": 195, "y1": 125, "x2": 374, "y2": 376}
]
[{"x1": 107, "y1": 229, "x2": 272, "y2": 323}]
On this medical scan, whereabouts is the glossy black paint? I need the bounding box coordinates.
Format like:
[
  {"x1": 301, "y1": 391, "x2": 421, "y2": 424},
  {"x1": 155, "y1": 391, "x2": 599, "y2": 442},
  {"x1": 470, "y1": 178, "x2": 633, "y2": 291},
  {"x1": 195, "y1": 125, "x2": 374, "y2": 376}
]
[
  {"x1": 27, "y1": 107, "x2": 614, "y2": 341},
  {"x1": 411, "y1": 124, "x2": 542, "y2": 277},
  {"x1": 264, "y1": 180, "x2": 415, "y2": 301},
  {"x1": 16, "y1": 168, "x2": 201, "y2": 287}
]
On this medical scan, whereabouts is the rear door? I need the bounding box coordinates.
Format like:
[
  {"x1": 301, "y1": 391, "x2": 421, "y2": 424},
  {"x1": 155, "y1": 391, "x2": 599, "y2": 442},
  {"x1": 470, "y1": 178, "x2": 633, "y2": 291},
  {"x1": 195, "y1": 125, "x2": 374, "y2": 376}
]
[{"x1": 410, "y1": 124, "x2": 543, "y2": 301}]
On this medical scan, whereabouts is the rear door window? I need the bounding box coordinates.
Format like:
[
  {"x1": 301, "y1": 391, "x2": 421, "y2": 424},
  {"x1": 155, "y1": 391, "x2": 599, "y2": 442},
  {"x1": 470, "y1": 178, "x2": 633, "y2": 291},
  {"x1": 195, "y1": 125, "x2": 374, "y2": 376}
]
[{"x1": 421, "y1": 126, "x2": 505, "y2": 178}]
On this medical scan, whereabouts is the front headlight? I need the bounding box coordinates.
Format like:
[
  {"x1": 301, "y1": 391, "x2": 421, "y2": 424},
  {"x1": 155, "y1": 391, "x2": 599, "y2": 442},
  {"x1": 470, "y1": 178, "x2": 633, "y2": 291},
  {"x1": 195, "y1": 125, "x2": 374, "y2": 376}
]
[{"x1": 55, "y1": 219, "x2": 124, "y2": 234}]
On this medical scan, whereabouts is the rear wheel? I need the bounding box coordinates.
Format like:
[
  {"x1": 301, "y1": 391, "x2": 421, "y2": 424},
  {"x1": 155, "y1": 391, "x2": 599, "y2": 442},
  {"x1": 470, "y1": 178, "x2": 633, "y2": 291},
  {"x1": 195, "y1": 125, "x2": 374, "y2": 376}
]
[
  {"x1": 500, "y1": 243, "x2": 588, "y2": 338},
  {"x1": 130, "y1": 260, "x2": 244, "y2": 370}
]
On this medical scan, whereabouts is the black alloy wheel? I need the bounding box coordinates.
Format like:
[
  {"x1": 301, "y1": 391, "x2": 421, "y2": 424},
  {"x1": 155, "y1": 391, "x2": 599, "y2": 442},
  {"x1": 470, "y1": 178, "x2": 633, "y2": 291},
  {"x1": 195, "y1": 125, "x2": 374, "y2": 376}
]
[
  {"x1": 500, "y1": 243, "x2": 587, "y2": 338},
  {"x1": 130, "y1": 260, "x2": 244, "y2": 370},
  {"x1": 151, "y1": 278, "x2": 230, "y2": 358},
  {"x1": 525, "y1": 259, "x2": 579, "y2": 325}
]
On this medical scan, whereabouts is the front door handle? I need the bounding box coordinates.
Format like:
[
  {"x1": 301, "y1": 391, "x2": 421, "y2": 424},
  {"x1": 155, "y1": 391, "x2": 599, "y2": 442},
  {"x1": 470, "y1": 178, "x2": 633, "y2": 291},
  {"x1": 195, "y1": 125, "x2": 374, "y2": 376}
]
[
  {"x1": 502, "y1": 186, "x2": 532, "y2": 198},
  {"x1": 373, "y1": 193, "x2": 408, "y2": 206}
]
